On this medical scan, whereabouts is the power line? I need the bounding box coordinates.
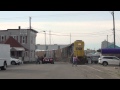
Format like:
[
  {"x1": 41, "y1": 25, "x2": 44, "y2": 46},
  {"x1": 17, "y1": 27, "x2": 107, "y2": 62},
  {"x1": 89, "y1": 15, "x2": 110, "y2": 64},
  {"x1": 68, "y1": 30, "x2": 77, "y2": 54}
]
[
  {"x1": 38, "y1": 32, "x2": 113, "y2": 37},
  {"x1": 50, "y1": 29, "x2": 112, "y2": 35}
]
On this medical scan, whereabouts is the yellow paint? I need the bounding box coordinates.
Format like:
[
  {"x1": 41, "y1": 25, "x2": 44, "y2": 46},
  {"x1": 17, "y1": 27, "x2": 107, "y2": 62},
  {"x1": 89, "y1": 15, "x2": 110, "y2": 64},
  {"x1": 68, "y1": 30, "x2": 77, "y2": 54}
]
[{"x1": 73, "y1": 40, "x2": 84, "y2": 57}]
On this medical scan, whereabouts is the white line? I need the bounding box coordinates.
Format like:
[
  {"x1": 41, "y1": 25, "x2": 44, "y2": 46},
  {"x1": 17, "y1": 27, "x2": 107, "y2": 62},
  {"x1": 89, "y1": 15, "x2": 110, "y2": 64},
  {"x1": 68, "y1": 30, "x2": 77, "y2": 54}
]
[
  {"x1": 85, "y1": 65, "x2": 104, "y2": 73},
  {"x1": 95, "y1": 75, "x2": 104, "y2": 79},
  {"x1": 77, "y1": 66, "x2": 104, "y2": 79}
]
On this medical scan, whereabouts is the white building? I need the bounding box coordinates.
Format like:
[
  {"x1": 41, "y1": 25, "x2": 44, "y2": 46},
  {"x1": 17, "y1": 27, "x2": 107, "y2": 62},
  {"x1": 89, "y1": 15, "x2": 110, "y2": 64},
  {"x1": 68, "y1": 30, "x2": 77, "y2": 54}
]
[
  {"x1": 101, "y1": 40, "x2": 113, "y2": 49},
  {"x1": 36, "y1": 44, "x2": 68, "y2": 51}
]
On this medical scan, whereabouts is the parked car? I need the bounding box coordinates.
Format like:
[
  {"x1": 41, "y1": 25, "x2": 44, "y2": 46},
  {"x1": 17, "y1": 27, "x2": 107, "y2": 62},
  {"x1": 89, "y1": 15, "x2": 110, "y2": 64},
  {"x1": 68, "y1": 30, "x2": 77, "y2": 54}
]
[
  {"x1": 87, "y1": 57, "x2": 92, "y2": 64},
  {"x1": 18, "y1": 59, "x2": 23, "y2": 64},
  {"x1": 86, "y1": 56, "x2": 100, "y2": 64},
  {"x1": 10, "y1": 57, "x2": 23, "y2": 65},
  {"x1": 42, "y1": 57, "x2": 54, "y2": 64},
  {"x1": 91, "y1": 56, "x2": 100, "y2": 64},
  {"x1": 98, "y1": 56, "x2": 120, "y2": 66}
]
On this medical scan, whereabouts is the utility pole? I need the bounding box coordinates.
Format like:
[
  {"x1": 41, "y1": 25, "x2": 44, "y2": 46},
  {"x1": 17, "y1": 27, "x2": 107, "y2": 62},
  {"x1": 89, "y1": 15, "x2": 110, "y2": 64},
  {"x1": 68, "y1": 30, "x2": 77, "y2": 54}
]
[
  {"x1": 70, "y1": 33, "x2": 71, "y2": 44},
  {"x1": 107, "y1": 35, "x2": 108, "y2": 48},
  {"x1": 49, "y1": 30, "x2": 51, "y2": 45},
  {"x1": 111, "y1": 11, "x2": 116, "y2": 48},
  {"x1": 29, "y1": 17, "x2": 31, "y2": 62},
  {"x1": 29, "y1": 17, "x2": 31, "y2": 29},
  {"x1": 43, "y1": 31, "x2": 46, "y2": 51}
]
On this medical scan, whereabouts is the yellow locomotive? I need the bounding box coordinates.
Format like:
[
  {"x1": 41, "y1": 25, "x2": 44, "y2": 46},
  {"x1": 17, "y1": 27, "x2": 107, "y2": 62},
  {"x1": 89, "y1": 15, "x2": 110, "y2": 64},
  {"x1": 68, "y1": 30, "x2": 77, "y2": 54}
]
[
  {"x1": 61, "y1": 40, "x2": 87, "y2": 64},
  {"x1": 72, "y1": 40, "x2": 87, "y2": 64},
  {"x1": 73, "y1": 40, "x2": 85, "y2": 57}
]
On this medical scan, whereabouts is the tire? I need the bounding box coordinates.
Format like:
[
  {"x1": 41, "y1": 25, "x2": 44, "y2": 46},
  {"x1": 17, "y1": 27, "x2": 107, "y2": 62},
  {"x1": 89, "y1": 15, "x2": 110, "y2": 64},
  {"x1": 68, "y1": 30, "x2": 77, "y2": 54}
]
[
  {"x1": 51, "y1": 62, "x2": 54, "y2": 64},
  {"x1": 1, "y1": 62, "x2": 7, "y2": 70},
  {"x1": 42, "y1": 61, "x2": 44, "y2": 64},
  {"x1": 11, "y1": 61, "x2": 16, "y2": 65},
  {"x1": 102, "y1": 62, "x2": 108, "y2": 66},
  {"x1": 95, "y1": 61, "x2": 98, "y2": 64}
]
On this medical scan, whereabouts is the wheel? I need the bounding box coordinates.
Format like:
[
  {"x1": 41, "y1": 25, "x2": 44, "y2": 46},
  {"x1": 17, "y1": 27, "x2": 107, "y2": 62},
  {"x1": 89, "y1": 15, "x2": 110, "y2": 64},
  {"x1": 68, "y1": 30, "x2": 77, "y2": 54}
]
[
  {"x1": 11, "y1": 61, "x2": 16, "y2": 65},
  {"x1": 1, "y1": 62, "x2": 7, "y2": 70},
  {"x1": 42, "y1": 61, "x2": 44, "y2": 64},
  {"x1": 102, "y1": 62, "x2": 108, "y2": 66},
  {"x1": 95, "y1": 61, "x2": 98, "y2": 64},
  {"x1": 51, "y1": 62, "x2": 54, "y2": 64}
]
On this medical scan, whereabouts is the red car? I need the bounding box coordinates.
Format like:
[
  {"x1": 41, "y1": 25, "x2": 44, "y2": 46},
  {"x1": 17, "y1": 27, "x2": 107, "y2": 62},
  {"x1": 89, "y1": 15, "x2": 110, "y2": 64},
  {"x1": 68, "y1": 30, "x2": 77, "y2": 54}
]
[{"x1": 42, "y1": 57, "x2": 54, "y2": 64}]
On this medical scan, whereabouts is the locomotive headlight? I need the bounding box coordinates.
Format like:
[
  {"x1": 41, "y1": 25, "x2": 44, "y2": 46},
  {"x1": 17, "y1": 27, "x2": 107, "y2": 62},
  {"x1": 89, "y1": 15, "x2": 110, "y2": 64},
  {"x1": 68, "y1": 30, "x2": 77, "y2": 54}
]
[{"x1": 78, "y1": 43, "x2": 81, "y2": 46}]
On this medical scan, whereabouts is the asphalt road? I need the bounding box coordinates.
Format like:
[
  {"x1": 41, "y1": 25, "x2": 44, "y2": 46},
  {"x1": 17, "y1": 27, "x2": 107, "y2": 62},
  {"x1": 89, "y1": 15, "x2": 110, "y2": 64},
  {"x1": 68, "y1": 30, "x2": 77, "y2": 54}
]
[{"x1": 0, "y1": 62, "x2": 120, "y2": 79}]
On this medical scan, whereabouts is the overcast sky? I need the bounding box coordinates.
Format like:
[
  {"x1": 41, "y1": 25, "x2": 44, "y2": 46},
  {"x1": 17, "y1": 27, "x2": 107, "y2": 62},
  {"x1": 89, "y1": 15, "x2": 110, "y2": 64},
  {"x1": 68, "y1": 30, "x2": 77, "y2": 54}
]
[{"x1": 0, "y1": 11, "x2": 120, "y2": 50}]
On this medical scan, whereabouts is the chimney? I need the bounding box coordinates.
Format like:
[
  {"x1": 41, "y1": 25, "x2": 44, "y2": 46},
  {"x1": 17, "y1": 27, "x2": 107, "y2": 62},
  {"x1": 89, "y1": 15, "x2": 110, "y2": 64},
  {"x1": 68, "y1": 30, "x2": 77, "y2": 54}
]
[{"x1": 18, "y1": 26, "x2": 21, "y2": 29}]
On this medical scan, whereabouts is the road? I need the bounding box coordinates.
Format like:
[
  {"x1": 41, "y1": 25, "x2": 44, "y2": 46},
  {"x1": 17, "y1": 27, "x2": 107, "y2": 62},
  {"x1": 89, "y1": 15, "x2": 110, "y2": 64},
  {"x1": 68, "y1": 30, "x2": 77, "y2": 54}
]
[{"x1": 0, "y1": 62, "x2": 120, "y2": 79}]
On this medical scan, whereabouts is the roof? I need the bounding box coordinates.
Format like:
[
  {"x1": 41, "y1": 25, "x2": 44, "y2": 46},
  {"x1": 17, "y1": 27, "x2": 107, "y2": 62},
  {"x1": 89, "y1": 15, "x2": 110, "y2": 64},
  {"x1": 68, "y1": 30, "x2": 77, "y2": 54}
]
[
  {"x1": 11, "y1": 47, "x2": 25, "y2": 51},
  {"x1": 0, "y1": 30, "x2": 8, "y2": 32},
  {"x1": 28, "y1": 29, "x2": 38, "y2": 33},
  {"x1": 7, "y1": 29, "x2": 38, "y2": 33},
  {"x1": 4, "y1": 36, "x2": 28, "y2": 51},
  {"x1": 107, "y1": 44, "x2": 120, "y2": 49}
]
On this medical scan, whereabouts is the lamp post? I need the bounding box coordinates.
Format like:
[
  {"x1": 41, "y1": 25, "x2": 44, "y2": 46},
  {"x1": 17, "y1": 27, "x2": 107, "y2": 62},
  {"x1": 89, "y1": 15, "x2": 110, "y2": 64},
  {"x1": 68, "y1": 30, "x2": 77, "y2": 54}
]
[{"x1": 43, "y1": 31, "x2": 46, "y2": 51}]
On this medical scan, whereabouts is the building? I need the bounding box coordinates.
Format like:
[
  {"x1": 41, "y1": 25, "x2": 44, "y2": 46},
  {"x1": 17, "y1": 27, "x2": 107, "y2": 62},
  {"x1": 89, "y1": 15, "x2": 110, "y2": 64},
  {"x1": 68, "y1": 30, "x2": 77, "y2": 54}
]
[
  {"x1": 0, "y1": 26, "x2": 38, "y2": 62},
  {"x1": 101, "y1": 40, "x2": 113, "y2": 49},
  {"x1": 36, "y1": 44, "x2": 68, "y2": 51},
  {"x1": 101, "y1": 40, "x2": 120, "y2": 49}
]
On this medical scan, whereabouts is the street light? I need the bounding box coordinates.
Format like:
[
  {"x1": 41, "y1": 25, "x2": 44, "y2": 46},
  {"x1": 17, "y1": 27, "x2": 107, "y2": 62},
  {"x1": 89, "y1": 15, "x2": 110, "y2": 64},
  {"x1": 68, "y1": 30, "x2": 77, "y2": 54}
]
[
  {"x1": 110, "y1": 11, "x2": 116, "y2": 48},
  {"x1": 43, "y1": 31, "x2": 46, "y2": 51}
]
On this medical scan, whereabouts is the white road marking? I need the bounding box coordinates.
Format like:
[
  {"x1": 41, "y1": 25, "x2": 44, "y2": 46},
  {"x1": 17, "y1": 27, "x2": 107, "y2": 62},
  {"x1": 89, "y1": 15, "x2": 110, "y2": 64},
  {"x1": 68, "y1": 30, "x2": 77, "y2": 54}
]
[
  {"x1": 75, "y1": 66, "x2": 104, "y2": 79},
  {"x1": 85, "y1": 65, "x2": 104, "y2": 73},
  {"x1": 95, "y1": 74, "x2": 104, "y2": 79}
]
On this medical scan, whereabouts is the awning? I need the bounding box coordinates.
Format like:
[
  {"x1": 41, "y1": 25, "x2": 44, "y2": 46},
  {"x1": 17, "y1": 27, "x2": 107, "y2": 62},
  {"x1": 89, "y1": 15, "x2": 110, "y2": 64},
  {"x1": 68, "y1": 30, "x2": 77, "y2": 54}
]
[{"x1": 11, "y1": 47, "x2": 25, "y2": 51}]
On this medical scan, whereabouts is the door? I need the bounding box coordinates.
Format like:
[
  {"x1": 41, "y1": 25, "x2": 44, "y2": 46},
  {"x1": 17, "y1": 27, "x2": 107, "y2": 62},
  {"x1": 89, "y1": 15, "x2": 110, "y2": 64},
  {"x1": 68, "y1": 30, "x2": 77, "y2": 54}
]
[
  {"x1": 103, "y1": 57, "x2": 113, "y2": 65},
  {"x1": 112, "y1": 57, "x2": 120, "y2": 65}
]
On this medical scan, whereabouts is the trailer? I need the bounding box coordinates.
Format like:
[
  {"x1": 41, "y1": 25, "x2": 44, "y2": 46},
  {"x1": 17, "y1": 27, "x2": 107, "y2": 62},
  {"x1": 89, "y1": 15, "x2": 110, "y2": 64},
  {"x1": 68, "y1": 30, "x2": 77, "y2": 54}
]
[
  {"x1": 101, "y1": 49, "x2": 120, "y2": 58},
  {"x1": 0, "y1": 44, "x2": 10, "y2": 70}
]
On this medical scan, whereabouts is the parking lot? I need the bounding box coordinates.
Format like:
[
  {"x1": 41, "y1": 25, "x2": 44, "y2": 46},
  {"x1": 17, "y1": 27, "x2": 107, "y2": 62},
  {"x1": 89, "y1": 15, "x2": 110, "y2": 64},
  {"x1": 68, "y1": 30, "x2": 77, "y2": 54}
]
[{"x1": 0, "y1": 62, "x2": 120, "y2": 79}]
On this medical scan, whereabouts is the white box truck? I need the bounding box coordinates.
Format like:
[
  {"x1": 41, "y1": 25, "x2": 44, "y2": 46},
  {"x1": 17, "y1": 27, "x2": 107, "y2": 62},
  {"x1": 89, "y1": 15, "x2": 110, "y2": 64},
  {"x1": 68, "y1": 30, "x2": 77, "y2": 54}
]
[{"x1": 0, "y1": 44, "x2": 10, "y2": 70}]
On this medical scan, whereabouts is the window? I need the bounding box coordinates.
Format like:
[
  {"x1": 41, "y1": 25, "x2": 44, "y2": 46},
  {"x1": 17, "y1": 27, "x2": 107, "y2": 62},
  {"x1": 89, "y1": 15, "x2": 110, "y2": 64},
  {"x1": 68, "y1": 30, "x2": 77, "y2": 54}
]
[
  {"x1": 23, "y1": 36, "x2": 25, "y2": 44},
  {"x1": 46, "y1": 46, "x2": 48, "y2": 50},
  {"x1": 103, "y1": 57, "x2": 113, "y2": 59},
  {"x1": 1, "y1": 35, "x2": 5, "y2": 42},
  {"x1": 31, "y1": 36, "x2": 34, "y2": 44},
  {"x1": 58, "y1": 46, "x2": 60, "y2": 49},
  {"x1": 17, "y1": 36, "x2": 18, "y2": 41},
  {"x1": 20, "y1": 36, "x2": 22, "y2": 43},
  {"x1": 31, "y1": 36, "x2": 32, "y2": 44},
  {"x1": 22, "y1": 36, "x2": 26, "y2": 44},
  {"x1": 113, "y1": 57, "x2": 119, "y2": 60},
  {"x1": 12, "y1": 35, "x2": 18, "y2": 41},
  {"x1": 20, "y1": 36, "x2": 26, "y2": 44},
  {"x1": 31, "y1": 52, "x2": 32, "y2": 57},
  {"x1": 26, "y1": 51, "x2": 28, "y2": 57},
  {"x1": 26, "y1": 36, "x2": 27, "y2": 43}
]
